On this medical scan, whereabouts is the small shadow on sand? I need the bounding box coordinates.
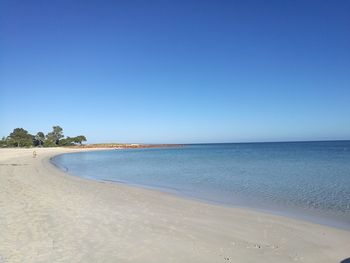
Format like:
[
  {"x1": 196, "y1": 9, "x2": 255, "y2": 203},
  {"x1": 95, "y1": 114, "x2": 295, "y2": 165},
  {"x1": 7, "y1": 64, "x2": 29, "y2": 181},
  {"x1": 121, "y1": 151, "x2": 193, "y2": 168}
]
[
  {"x1": 340, "y1": 258, "x2": 350, "y2": 263},
  {"x1": 0, "y1": 163, "x2": 28, "y2": 166}
]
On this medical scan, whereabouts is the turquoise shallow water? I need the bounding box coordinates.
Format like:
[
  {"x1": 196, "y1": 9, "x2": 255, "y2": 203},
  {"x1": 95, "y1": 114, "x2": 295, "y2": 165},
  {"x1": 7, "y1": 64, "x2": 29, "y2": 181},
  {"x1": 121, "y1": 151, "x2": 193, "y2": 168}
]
[{"x1": 52, "y1": 141, "x2": 350, "y2": 229}]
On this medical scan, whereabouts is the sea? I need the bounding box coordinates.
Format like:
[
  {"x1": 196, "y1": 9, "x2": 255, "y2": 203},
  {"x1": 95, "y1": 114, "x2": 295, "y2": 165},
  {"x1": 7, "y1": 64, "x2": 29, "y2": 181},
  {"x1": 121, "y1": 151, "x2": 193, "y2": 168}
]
[{"x1": 51, "y1": 141, "x2": 350, "y2": 229}]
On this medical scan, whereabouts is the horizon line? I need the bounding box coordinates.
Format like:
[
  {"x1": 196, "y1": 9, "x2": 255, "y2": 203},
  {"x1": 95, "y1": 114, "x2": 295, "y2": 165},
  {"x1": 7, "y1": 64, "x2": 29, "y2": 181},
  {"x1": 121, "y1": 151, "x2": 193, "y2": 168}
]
[{"x1": 88, "y1": 139, "x2": 350, "y2": 145}]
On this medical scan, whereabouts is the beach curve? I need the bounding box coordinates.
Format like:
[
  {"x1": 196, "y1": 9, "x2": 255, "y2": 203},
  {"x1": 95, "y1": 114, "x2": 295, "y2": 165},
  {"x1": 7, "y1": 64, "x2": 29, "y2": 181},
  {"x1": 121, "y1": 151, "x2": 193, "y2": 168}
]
[{"x1": 0, "y1": 147, "x2": 349, "y2": 263}]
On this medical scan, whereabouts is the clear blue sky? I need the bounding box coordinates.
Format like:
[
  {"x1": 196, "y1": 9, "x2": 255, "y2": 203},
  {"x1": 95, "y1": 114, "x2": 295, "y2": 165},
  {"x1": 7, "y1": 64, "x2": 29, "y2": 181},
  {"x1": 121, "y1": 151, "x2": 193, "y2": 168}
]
[{"x1": 1, "y1": 0, "x2": 349, "y2": 143}]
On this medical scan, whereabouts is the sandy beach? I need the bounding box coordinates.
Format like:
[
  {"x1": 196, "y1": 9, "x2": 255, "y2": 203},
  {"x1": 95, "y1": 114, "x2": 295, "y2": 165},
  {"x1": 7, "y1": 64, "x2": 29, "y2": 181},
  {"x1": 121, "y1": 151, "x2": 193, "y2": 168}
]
[{"x1": 0, "y1": 148, "x2": 349, "y2": 263}]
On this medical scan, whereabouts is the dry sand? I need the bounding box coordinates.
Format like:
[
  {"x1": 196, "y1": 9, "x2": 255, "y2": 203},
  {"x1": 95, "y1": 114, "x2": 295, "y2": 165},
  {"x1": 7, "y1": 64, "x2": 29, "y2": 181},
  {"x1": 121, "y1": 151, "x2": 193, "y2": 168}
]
[{"x1": 0, "y1": 148, "x2": 349, "y2": 263}]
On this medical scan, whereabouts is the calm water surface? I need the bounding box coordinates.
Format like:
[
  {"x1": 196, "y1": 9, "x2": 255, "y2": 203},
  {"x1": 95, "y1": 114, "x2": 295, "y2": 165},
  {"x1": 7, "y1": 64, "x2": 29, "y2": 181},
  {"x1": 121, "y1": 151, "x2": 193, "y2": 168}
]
[{"x1": 52, "y1": 141, "x2": 350, "y2": 229}]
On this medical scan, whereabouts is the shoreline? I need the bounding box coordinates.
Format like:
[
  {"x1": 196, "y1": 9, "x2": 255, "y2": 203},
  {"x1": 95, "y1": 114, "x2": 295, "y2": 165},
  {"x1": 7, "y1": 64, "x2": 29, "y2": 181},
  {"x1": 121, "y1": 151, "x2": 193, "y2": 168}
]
[
  {"x1": 51, "y1": 148, "x2": 350, "y2": 232},
  {"x1": 1, "y1": 147, "x2": 349, "y2": 262},
  {"x1": 51, "y1": 149, "x2": 350, "y2": 235},
  {"x1": 53, "y1": 159, "x2": 350, "y2": 232}
]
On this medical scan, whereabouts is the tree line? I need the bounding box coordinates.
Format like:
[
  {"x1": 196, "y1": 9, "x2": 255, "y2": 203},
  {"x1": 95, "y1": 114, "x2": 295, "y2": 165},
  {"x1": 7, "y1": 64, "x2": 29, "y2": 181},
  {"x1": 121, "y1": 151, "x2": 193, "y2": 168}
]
[{"x1": 0, "y1": 126, "x2": 87, "y2": 148}]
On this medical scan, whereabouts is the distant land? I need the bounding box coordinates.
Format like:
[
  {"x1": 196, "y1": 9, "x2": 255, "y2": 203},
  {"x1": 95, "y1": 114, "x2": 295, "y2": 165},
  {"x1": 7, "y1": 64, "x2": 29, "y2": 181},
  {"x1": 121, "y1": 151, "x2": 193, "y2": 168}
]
[{"x1": 66, "y1": 143, "x2": 184, "y2": 149}]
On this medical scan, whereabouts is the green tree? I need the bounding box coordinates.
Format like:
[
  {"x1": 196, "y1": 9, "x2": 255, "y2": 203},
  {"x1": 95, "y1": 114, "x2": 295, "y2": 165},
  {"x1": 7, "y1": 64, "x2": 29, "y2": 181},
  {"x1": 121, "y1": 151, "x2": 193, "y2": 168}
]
[
  {"x1": 8, "y1": 128, "x2": 33, "y2": 147},
  {"x1": 46, "y1": 126, "x2": 64, "y2": 146},
  {"x1": 34, "y1": 132, "x2": 45, "y2": 147},
  {"x1": 43, "y1": 139, "x2": 57, "y2": 147},
  {"x1": 0, "y1": 136, "x2": 8, "y2": 147},
  {"x1": 73, "y1": 135, "x2": 87, "y2": 145},
  {"x1": 59, "y1": 136, "x2": 74, "y2": 146}
]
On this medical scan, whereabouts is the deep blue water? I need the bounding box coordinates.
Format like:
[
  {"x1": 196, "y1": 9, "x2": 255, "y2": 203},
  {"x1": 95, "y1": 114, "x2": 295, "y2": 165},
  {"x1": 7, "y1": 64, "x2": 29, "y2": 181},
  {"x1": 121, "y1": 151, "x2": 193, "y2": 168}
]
[{"x1": 52, "y1": 141, "x2": 350, "y2": 229}]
